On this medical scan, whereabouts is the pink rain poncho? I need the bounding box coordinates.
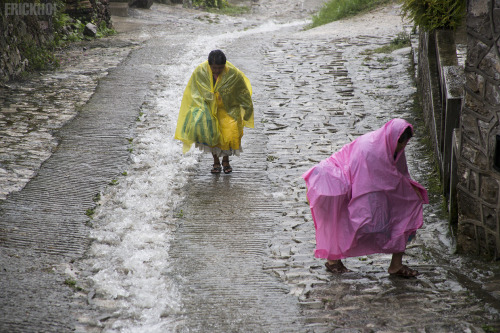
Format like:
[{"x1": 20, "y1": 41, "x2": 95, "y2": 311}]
[{"x1": 302, "y1": 119, "x2": 429, "y2": 260}]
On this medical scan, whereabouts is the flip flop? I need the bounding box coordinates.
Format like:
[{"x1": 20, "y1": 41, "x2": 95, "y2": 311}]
[
  {"x1": 223, "y1": 165, "x2": 232, "y2": 174},
  {"x1": 222, "y1": 162, "x2": 232, "y2": 174},
  {"x1": 325, "y1": 261, "x2": 351, "y2": 274},
  {"x1": 211, "y1": 163, "x2": 222, "y2": 174},
  {"x1": 389, "y1": 265, "x2": 419, "y2": 278}
]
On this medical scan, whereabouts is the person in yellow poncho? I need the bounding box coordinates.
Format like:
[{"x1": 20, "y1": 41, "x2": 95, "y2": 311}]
[{"x1": 175, "y1": 50, "x2": 254, "y2": 174}]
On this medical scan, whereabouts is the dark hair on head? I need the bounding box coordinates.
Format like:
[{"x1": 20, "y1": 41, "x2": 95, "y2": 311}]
[
  {"x1": 208, "y1": 50, "x2": 226, "y2": 65},
  {"x1": 398, "y1": 126, "x2": 413, "y2": 143}
]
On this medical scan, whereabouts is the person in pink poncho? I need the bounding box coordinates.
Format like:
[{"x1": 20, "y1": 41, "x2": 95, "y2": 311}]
[{"x1": 302, "y1": 118, "x2": 428, "y2": 278}]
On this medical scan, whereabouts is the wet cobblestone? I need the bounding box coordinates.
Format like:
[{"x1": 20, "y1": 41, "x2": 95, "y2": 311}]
[
  {"x1": 255, "y1": 6, "x2": 500, "y2": 331},
  {"x1": 0, "y1": 40, "x2": 137, "y2": 201}
]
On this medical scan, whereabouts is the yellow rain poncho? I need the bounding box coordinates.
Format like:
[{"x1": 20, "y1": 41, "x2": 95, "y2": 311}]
[{"x1": 175, "y1": 61, "x2": 254, "y2": 154}]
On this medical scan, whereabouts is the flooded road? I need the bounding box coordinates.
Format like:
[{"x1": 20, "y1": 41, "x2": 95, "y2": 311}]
[{"x1": 1, "y1": 0, "x2": 500, "y2": 332}]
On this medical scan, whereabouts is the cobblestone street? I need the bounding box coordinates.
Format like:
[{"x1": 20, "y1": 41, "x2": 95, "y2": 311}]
[{"x1": 1, "y1": 1, "x2": 500, "y2": 332}]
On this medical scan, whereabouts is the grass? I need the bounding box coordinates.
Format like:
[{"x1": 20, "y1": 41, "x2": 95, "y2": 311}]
[
  {"x1": 309, "y1": 0, "x2": 392, "y2": 28},
  {"x1": 362, "y1": 32, "x2": 411, "y2": 55},
  {"x1": 85, "y1": 208, "x2": 95, "y2": 218},
  {"x1": 64, "y1": 278, "x2": 83, "y2": 291},
  {"x1": 208, "y1": 4, "x2": 250, "y2": 16}
]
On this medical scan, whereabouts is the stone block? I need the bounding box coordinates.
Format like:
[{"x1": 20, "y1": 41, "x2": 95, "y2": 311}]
[
  {"x1": 129, "y1": 0, "x2": 153, "y2": 8},
  {"x1": 457, "y1": 190, "x2": 481, "y2": 219},
  {"x1": 480, "y1": 174, "x2": 499, "y2": 205},
  {"x1": 479, "y1": 50, "x2": 500, "y2": 81},
  {"x1": 485, "y1": 81, "x2": 500, "y2": 105},
  {"x1": 109, "y1": 2, "x2": 128, "y2": 16},
  {"x1": 468, "y1": 0, "x2": 489, "y2": 16},
  {"x1": 466, "y1": 39, "x2": 490, "y2": 66},
  {"x1": 486, "y1": 233, "x2": 499, "y2": 258},
  {"x1": 477, "y1": 226, "x2": 487, "y2": 247},
  {"x1": 83, "y1": 23, "x2": 97, "y2": 37},
  {"x1": 478, "y1": 118, "x2": 490, "y2": 148},
  {"x1": 495, "y1": 8, "x2": 500, "y2": 33},
  {"x1": 456, "y1": 159, "x2": 469, "y2": 187},
  {"x1": 463, "y1": 94, "x2": 485, "y2": 123},
  {"x1": 482, "y1": 203, "x2": 498, "y2": 230},
  {"x1": 465, "y1": 71, "x2": 485, "y2": 95},
  {"x1": 470, "y1": 169, "x2": 479, "y2": 193},
  {"x1": 461, "y1": 134, "x2": 483, "y2": 166},
  {"x1": 459, "y1": 220, "x2": 477, "y2": 240}
]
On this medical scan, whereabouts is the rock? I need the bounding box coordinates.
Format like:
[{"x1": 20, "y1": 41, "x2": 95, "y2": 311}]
[
  {"x1": 129, "y1": 0, "x2": 153, "y2": 8},
  {"x1": 83, "y1": 23, "x2": 97, "y2": 37}
]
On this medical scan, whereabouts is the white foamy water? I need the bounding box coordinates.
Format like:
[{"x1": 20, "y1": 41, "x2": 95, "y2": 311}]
[{"x1": 84, "y1": 20, "x2": 307, "y2": 332}]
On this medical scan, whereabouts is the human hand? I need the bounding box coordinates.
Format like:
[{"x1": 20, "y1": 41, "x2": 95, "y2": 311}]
[{"x1": 411, "y1": 184, "x2": 423, "y2": 201}]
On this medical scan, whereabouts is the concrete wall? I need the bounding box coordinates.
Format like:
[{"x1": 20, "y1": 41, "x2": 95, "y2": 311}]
[{"x1": 456, "y1": 0, "x2": 500, "y2": 258}]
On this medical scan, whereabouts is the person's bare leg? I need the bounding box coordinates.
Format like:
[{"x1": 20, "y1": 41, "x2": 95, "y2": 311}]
[
  {"x1": 388, "y1": 252, "x2": 419, "y2": 277},
  {"x1": 211, "y1": 154, "x2": 221, "y2": 173},
  {"x1": 222, "y1": 155, "x2": 232, "y2": 174}
]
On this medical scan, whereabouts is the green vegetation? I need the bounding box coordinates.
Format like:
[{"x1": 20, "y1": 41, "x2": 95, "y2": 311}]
[
  {"x1": 19, "y1": 39, "x2": 59, "y2": 71},
  {"x1": 192, "y1": 0, "x2": 227, "y2": 8},
  {"x1": 410, "y1": 92, "x2": 448, "y2": 219},
  {"x1": 400, "y1": 0, "x2": 466, "y2": 31},
  {"x1": 193, "y1": 0, "x2": 250, "y2": 16},
  {"x1": 85, "y1": 207, "x2": 95, "y2": 218},
  {"x1": 378, "y1": 56, "x2": 394, "y2": 64},
  {"x1": 14, "y1": 0, "x2": 115, "y2": 76},
  {"x1": 64, "y1": 278, "x2": 83, "y2": 291},
  {"x1": 213, "y1": 4, "x2": 250, "y2": 16},
  {"x1": 362, "y1": 32, "x2": 411, "y2": 55},
  {"x1": 309, "y1": 0, "x2": 391, "y2": 28},
  {"x1": 482, "y1": 325, "x2": 498, "y2": 333}
]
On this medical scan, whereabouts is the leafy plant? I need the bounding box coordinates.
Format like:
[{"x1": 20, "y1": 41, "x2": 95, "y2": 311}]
[
  {"x1": 400, "y1": 0, "x2": 466, "y2": 31},
  {"x1": 19, "y1": 39, "x2": 59, "y2": 71}
]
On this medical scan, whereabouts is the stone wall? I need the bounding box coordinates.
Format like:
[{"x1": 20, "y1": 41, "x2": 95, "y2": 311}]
[
  {"x1": 0, "y1": 7, "x2": 51, "y2": 82},
  {"x1": 65, "y1": 0, "x2": 111, "y2": 27},
  {"x1": 0, "y1": 0, "x2": 111, "y2": 83},
  {"x1": 456, "y1": 0, "x2": 500, "y2": 258}
]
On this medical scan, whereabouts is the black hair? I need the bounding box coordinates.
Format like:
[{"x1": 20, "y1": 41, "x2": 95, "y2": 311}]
[
  {"x1": 398, "y1": 126, "x2": 413, "y2": 143},
  {"x1": 208, "y1": 50, "x2": 226, "y2": 65}
]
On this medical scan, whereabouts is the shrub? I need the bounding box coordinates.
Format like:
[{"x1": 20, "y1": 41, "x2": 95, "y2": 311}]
[{"x1": 400, "y1": 0, "x2": 466, "y2": 31}]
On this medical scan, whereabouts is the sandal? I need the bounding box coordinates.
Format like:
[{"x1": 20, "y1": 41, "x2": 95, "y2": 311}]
[
  {"x1": 211, "y1": 163, "x2": 222, "y2": 174},
  {"x1": 222, "y1": 162, "x2": 232, "y2": 174},
  {"x1": 325, "y1": 261, "x2": 351, "y2": 274},
  {"x1": 389, "y1": 265, "x2": 419, "y2": 278}
]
